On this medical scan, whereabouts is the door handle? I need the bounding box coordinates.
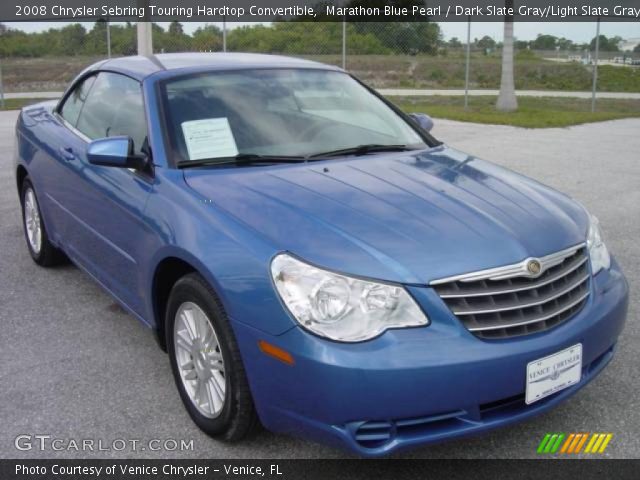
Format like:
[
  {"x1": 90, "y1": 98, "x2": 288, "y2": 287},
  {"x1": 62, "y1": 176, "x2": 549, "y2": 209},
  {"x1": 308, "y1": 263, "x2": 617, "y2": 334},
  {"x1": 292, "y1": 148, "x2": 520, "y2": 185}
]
[{"x1": 59, "y1": 146, "x2": 76, "y2": 161}]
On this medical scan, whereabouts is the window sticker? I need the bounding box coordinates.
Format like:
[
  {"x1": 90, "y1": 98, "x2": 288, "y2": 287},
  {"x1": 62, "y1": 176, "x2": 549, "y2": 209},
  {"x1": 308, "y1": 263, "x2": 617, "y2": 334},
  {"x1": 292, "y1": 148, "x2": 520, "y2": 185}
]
[{"x1": 181, "y1": 118, "x2": 238, "y2": 161}]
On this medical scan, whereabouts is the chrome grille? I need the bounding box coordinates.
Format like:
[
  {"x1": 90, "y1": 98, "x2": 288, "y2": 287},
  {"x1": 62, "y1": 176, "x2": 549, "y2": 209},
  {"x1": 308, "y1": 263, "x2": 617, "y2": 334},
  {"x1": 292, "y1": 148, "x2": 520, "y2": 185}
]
[{"x1": 432, "y1": 245, "x2": 591, "y2": 339}]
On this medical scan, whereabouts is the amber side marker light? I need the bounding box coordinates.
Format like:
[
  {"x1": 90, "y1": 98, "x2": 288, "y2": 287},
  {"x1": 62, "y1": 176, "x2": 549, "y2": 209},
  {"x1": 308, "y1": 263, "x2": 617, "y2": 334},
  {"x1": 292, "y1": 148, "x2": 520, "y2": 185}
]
[{"x1": 258, "y1": 340, "x2": 295, "y2": 366}]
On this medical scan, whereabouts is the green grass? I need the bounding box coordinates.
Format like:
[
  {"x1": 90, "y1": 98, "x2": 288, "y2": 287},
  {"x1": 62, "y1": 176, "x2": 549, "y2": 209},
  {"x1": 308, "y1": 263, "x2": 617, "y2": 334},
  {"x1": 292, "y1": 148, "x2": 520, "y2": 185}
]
[
  {"x1": 392, "y1": 95, "x2": 640, "y2": 128},
  {"x1": 3, "y1": 94, "x2": 638, "y2": 129},
  {"x1": 3, "y1": 54, "x2": 639, "y2": 93},
  {"x1": 0, "y1": 98, "x2": 52, "y2": 111},
  {"x1": 336, "y1": 54, "x2": 640, "y2": 92}
]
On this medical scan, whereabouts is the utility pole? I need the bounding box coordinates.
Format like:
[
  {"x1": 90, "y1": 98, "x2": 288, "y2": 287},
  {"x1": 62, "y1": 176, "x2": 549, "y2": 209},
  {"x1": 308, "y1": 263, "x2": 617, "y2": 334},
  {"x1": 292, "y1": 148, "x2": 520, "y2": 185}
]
[
  {"x1": 223, "y1": 17, "x2": 227, "y2": 52},
  {"x1": 0, "y1": 58, "x2": 5, "y2": 110},
  {"x1": 342, "y1": 18, "x2": 347, "y2": 70},
  {"x1": 137, "y1": 22, "x2": 153, "y2": 56},
  {"x1": 591, "y1": 18, "x2": 600, "y2": 113},
  {"x1": 106, "y1": 19, "x2": 111, "y2": 58},
  {"x1": 137, "y1": 0, "x2": 152, "y2": 56},
  {"x1": 496, "y1": 0, "x2": 518, "y2": 112},
  {"x1": 464, "y1": 17, "x2": 471, "y2": 110}
]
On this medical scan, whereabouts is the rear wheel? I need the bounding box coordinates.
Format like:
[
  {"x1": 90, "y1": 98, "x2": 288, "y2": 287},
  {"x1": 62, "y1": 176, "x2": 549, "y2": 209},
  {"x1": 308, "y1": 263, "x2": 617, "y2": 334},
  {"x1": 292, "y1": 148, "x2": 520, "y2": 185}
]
[
  {"x1": 166, "y1": 273, "x2": 259, "y2": 441},
  {"x1": 21, "y1": 178, "x2": 66, "y2": 267}
]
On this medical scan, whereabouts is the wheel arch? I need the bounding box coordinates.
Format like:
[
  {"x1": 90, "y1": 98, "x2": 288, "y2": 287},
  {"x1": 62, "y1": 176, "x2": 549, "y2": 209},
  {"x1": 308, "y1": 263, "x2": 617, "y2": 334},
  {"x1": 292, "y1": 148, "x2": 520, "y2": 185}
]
[
  {"x1": 150, "y1": 250, "x2": 235, "y2": 352},
  {"x1": 151, "y1": 256, "x2": 198, "y2": 351},
  {"x1": 16, "y1": 165, "x2": 28, "y2": 199}
]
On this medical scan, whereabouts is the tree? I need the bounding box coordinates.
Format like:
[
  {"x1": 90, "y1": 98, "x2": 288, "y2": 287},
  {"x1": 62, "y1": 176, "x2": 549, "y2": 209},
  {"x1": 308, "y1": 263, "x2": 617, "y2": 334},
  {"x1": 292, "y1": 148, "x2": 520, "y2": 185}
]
[
  {"x1": 353, "y1": 22, "x2": 441, "y2": 54},
  {"x1": 476, "y1": 35, "x2": 496, "y2": 50},
  {"x1": 57, "y1": 24, "x2": 87, "y2": 56},
  {"x1": 155, "y1": 22, "x2": 192, "y2": 53},
  {"x1": 610, "y1": 36, "x2": 623, "y2": 50},
  {"x1": 168, "y1": 21, "x2": 184, "y2": 36},
  {"x1": 531, "y1": 34, "x2": 557, "y2": 50},
  {"x1": 84, "y1": 20, "x2": 108, "y2": 55},
  {"x1": 557, "y1": 37, "x2": 575, "y2": 51},
  {"x1": 448, "y1": 37, "x2": 462, "y2": 48},
  {"x1": 496, "y1": 0, "x2": 517, "y2": 112},
  {"x1": 110, "y1": 23, "x2": 136, "y2": 56},
  {"x1": 634, "y1": 43, "x2": 640, "y2": 53},
  {"x1": 192, "y1": 25, "x2": 223, "y2": 52},
  {"x1": 590, "y1": 35, "x2": 620, "y2": 52}
]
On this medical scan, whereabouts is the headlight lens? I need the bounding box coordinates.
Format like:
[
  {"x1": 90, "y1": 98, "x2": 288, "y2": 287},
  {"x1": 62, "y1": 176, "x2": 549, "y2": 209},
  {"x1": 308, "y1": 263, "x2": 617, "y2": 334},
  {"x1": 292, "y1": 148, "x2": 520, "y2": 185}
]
[
  {"x1": 271, "y1": 253, "x2": 428, "y2": 342},
  {"x1": 587, "y1": 214, "x2": 610, "y2": 275}
]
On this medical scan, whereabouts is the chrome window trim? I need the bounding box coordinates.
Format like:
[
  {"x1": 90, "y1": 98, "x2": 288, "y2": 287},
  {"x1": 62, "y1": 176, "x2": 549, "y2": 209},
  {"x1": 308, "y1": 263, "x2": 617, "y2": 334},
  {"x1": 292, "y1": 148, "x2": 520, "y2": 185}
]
[
  {"x1": 430, "y1": 243, "x2": 587, "y2": 286},
  {"x1": 55, "y1": 112, "x2": 92, "y2": 143}
]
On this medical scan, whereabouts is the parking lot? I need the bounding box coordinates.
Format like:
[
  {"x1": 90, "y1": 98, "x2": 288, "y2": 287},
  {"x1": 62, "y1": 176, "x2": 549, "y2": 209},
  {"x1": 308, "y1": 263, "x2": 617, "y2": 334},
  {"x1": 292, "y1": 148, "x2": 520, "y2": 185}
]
[{"x1": 0, "y1": 109, "x2": 638, "y2": 459}]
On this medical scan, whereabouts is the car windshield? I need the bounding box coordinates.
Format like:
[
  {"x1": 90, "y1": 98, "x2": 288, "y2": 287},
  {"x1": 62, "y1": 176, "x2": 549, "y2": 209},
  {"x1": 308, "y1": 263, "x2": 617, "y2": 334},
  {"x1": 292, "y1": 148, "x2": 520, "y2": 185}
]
[{"x1": 160, "y1": 68, "x2": 427, "y2": 165}]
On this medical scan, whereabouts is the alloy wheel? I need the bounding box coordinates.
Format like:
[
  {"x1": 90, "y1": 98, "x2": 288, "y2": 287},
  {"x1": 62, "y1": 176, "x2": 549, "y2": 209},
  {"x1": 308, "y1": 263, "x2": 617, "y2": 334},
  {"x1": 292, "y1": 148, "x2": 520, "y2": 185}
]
[
  {"x1": 24, "y1": 188, "x2": 42, "y2": 255},
  {"x1": 173, "y1": 302, "x2": 226, "y2": 418}
]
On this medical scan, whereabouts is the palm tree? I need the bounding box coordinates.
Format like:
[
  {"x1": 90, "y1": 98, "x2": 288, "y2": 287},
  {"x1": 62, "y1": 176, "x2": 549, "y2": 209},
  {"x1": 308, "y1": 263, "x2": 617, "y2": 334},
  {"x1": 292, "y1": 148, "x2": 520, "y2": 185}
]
[{"x1": 496, "y1": 0, "x2": 517, "y2": 111}]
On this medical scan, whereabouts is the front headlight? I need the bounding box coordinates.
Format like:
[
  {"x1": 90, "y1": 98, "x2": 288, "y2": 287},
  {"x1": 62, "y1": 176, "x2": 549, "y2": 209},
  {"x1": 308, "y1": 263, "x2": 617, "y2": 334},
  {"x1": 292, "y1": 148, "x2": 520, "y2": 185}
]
[
  {"x1": 271, "y1": 253, "x2": 428, "y2": 342},
  {"x1": 587, "y1": 214, "x2": 610, "y2": 275}
]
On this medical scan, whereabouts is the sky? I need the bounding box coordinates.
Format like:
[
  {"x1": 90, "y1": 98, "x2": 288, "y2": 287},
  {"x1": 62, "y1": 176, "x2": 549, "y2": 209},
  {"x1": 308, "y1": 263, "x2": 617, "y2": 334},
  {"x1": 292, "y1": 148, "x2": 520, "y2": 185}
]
[
  {"x1": 4, "y1": 21, "x2": 639, "y2": 43},
  {"x1": 440, "y1": 22, "x2": 639, "y2": 42}
]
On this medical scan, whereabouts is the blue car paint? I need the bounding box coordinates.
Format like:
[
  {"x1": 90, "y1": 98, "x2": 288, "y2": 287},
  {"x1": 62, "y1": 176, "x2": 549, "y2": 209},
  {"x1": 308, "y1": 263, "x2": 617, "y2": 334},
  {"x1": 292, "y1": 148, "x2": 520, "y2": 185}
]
[
  {"x1": 14, "y1": 53, "x2": 628, "y2": 456},
  {"x1": 232, "y1": 262, "x2": 627, "y2": 456},
  {"x1": 182, "y1": 146, "x2": 590, "y2": 285}
]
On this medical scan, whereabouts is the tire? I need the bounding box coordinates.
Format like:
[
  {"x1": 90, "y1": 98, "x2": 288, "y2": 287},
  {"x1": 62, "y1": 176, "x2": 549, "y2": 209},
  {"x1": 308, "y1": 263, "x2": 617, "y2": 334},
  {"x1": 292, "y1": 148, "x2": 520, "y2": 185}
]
[
  {"x1": 166, "y1": 273, "x2": 259, "y2": 441},
  {"x1": 21, "y1": 177, "x2": 67, "y2": 267}
]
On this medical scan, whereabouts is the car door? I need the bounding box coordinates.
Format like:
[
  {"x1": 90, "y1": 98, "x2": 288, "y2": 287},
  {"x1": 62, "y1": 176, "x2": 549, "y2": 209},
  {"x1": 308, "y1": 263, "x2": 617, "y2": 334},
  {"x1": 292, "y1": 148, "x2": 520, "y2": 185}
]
[
  {"x1": 53, "y1": 71, "x2": 153, "y2": 316},
  {"x1": 34, "y1": 74, "x2": 97, "y2": 244}
]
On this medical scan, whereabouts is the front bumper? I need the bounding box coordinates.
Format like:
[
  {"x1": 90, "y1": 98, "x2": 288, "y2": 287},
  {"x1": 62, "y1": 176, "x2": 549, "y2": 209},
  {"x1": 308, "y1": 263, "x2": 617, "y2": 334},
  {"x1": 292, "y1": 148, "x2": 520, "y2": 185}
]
[{"x1": 232, "y1": 259, "x2": 629, "y2": 457}]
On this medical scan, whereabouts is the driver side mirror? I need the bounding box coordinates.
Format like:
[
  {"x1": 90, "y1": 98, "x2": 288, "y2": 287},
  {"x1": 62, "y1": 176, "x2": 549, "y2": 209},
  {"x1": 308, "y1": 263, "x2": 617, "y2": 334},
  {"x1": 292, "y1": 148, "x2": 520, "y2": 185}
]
[
  {"x1": 87, "y1": 136, "x2": 147, "y2": 170},
  {"x1": 409, "y1": 113, "x2": 434, "y2": 133}
]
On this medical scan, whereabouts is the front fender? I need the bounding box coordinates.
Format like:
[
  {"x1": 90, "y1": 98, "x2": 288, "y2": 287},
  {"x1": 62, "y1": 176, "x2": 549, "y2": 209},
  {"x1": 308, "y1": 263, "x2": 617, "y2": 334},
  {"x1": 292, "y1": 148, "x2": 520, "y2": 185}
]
[{"x1": 143, "y1": 170, "x2": 298, "y2": 337}]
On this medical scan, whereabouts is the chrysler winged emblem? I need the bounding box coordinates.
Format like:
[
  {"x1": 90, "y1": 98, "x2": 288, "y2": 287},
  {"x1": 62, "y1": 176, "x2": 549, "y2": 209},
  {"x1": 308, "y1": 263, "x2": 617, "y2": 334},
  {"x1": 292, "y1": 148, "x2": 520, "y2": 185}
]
[{"x1": 527, "y1": 259, "x2": 542, "y2": 276}]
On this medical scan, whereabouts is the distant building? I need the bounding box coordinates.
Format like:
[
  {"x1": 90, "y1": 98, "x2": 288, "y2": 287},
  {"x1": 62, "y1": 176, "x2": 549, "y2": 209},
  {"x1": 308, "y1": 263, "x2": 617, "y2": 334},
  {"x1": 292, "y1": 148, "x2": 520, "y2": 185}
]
[{"x1": 619, "y1": 38, "x2": 640, "y2": 52}]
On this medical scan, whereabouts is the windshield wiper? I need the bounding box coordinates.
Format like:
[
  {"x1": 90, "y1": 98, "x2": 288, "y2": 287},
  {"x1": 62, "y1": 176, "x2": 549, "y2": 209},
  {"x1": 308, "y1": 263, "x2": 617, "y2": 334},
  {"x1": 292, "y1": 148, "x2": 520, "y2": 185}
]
[
  {"x1": 177, "y1": 146, "x2": 416, "y2": 168},
  {"x1": 308, "y1": 144, "x2": 414, "y2": 159},
  {"x1": 178, "y1": 153, "x2": 306, "y2": 169}
]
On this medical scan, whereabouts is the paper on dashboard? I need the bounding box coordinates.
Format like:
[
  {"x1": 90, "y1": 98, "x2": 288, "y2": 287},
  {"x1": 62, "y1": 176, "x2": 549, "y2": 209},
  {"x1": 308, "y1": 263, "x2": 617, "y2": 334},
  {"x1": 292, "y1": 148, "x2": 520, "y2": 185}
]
[{"x1": 181, "y1": 118, "x2": 239, "y2": 161}]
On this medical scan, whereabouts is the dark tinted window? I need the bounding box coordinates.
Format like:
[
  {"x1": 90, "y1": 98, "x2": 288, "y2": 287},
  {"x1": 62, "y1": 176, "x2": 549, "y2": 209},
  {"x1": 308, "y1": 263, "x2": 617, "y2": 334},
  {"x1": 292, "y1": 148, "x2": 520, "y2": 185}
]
[
  {"x1": 76, "y1": 72, "x2": 147, "y2": 154},
  {"x1": 60, "y1": 75, "x2": 96, "y2": 126}
]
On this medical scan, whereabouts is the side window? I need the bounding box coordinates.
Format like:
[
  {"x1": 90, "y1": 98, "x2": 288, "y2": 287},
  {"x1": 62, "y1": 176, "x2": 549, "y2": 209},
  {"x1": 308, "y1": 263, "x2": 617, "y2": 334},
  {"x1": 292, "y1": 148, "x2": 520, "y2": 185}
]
[
  {"x1": 59, "y1": 75, "x2": 96, "y2": 127},
  {"x1": 76, "y1": 72, "x2": 148, "y2": 155}
]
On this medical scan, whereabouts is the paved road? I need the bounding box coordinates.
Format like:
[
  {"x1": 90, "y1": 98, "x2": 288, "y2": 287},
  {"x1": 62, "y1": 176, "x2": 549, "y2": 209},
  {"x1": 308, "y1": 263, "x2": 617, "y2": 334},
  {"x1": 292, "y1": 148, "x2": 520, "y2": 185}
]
[
  {"x1": 5, "y1": 89, "x2": 640, "y2": 100},
  {"x1": 3, "y1": 92, "x2": 64, "y2": 100},
  {"x1": 0, "y1": 110, "x2": 638, "y2": 459},
  {"x1": 379, "y1": 89, "x2": 640, "y2": 99}
]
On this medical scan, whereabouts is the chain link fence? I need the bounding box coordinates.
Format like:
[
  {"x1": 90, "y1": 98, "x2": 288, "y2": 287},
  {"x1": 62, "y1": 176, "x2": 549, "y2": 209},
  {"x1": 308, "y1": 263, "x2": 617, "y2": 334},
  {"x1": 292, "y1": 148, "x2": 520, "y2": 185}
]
[
  {"x1": 0, "y1": 20, "x2": 122, "y2": 94},
  {"x1": 1, "y1": 20, "x2": 639, "y2": 105}
]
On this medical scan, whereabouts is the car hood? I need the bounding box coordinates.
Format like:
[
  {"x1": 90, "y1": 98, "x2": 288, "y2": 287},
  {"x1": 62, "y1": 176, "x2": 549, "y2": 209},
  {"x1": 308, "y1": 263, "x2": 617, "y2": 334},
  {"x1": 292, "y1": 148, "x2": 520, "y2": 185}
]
[{"x1": 183, "y1": 145, "x2": 589, "y2": 284}]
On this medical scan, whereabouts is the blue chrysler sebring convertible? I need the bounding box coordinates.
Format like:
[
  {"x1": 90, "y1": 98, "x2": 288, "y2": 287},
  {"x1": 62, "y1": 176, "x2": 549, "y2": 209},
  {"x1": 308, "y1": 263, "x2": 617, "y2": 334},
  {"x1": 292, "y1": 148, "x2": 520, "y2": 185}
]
[{"x1": 14, "y1": 53, "x2": 628, "y2": 456}]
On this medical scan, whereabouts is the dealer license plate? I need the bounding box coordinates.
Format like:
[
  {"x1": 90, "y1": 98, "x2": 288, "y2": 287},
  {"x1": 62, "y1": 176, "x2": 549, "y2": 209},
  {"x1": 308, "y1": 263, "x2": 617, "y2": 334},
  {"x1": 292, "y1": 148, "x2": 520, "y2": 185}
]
[{"x1": 526, "y1": 344, "x2": 582, "y2": 405}]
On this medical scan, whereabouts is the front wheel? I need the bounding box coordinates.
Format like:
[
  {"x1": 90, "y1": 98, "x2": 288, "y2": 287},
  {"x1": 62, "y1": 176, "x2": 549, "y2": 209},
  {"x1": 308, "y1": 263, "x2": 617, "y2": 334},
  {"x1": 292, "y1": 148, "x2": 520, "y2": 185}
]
[
  {"x1": 21, "y1": 177, "x2": 66, "y2": 267},
  {"x1": 166, "y1": 273, "x2": 258, "y2": 441}
]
